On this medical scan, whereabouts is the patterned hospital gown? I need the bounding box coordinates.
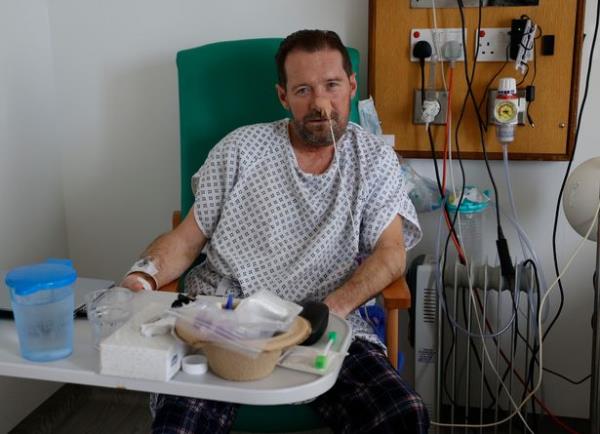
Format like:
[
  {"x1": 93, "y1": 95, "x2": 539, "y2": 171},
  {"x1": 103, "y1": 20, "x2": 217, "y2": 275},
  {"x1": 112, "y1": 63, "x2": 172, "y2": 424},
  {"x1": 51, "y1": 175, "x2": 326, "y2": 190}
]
[{"x1": 184, "y1": 119, "x2": 422, "y2": 346}]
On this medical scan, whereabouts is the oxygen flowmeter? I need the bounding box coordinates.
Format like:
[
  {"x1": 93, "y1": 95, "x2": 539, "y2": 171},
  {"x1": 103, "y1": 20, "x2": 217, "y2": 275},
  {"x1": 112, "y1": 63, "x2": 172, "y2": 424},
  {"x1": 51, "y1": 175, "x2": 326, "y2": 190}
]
[{"x1": 492, "y1": 78, "x2": 519, "y2": 144}]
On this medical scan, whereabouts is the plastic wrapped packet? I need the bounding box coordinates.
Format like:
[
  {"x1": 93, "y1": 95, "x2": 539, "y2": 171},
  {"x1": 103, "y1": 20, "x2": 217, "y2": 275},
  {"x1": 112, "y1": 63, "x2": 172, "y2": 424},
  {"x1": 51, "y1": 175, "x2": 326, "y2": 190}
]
[
  {"x1": 235, "y1": 289, "x2": 302, "y2": 329},
  {"x1": 399, "y1": 158, "x2": 444, "y2": 213},
  {"x1": 278, "y1": 346, "x2": 345, "y2": 376},
  {"x1": 169, "y1": 290, "x2": 302, "y2": 357},
  {"x1": 358, "y1": 97, "x2": 383, "y2": 135},
  {"x1": 169, "y1": 302, "x2": 263, "y2": 356}
]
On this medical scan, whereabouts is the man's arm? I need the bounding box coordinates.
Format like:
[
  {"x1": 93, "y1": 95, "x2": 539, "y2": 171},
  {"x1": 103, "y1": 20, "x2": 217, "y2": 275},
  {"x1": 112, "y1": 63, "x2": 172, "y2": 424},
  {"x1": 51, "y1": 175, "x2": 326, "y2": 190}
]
[
  {"x1": 323, "y1": 215, "x2": 406, "y2": 318},
  {"x1": 120, "y1": 210, "x2": 207, "y2": 292}
]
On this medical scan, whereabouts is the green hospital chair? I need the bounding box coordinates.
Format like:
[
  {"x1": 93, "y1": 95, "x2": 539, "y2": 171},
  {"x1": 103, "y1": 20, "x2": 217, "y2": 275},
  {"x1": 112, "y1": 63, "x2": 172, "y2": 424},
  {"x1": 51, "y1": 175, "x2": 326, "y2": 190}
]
[{"x1": 165, "y1": 38, "x2": 411, "y2": 433}]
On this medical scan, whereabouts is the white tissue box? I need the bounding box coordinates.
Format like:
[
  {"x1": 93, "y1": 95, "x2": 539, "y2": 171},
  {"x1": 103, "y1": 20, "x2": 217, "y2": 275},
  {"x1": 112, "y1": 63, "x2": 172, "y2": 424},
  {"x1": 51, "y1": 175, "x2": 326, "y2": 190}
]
[{"x1": 100, "y1": 302, "x2": 185, "y2": 381}]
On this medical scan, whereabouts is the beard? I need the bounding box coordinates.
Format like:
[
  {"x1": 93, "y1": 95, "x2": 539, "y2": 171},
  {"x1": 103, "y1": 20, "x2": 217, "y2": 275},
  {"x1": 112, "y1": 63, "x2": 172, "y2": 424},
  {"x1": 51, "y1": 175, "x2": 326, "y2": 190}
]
[{"x1": 291, "y1": 109, "x2": 348, "y2": 148}]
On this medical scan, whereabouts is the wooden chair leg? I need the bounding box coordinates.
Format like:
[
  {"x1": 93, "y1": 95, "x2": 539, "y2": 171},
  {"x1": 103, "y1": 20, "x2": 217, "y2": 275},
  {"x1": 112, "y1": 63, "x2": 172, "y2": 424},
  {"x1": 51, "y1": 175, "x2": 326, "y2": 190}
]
[{"x1": 386, "y1": 308, "x2": 399, "y2": 370}]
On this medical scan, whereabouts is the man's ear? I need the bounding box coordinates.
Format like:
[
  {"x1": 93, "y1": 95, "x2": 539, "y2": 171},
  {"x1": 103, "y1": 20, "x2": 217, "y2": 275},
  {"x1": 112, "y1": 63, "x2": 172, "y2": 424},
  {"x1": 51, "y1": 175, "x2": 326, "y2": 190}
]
[
  {"x1": 349, "y1": 73, "x2": 357, "y2": 99},
  {"x1": 276, "y1": 84, "x2": 289, "y2": 111}
]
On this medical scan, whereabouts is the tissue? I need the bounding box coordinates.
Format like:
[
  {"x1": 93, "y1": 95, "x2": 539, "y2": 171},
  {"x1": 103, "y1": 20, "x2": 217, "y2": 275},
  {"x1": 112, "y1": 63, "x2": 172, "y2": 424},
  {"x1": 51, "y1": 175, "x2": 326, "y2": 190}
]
[{"x1": 100, "y1": 302, "x2": 186, "y2": 381}]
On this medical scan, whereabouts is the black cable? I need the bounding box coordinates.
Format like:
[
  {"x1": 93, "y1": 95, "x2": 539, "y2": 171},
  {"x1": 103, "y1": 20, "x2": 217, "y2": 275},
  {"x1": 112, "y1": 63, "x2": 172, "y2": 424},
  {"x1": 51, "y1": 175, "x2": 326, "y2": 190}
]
[
  {"x1": 460, "y1": 287, "x2": 499, "y2": 411},
  {"x1": 420, "y1": 59, "x2": 426, "y2": 106},
  {"x1": 436, "y1": 0, "x2": 512, "y2": 413},
  {"x1": 529, "y1": 31, "x2": 538, "y2": 86},
  {"x1": 427, "y1": 125, "x2": 468, "y2": 268},
  {"x1": 427, "y1": 124, "x2": 468, "y2": 328},
  {"x1": 436, "y1": 13, "x2": 469, "y2": 411},
  {"x1": 457, "y1": 0, "x2": 514, "y2": 278},
  {"x1": 424, "y1": 64, "x2": 472, "y2": 413},
  {"x1": 413, "y1": 40, "x2": 432, "y2": 107},
  {"x1": 444, "y1": 0, "x2": 481, "y2": 283},
  {"x1": 440, "y1": 3, "x2": 518, "y2": 410},
  {"x1": 504, "y1": 261, "x2": 594, "y2": 390},
  {"x1": 544, "y1": 368, "x2": 591, "y2": 386},
  {"x1": 526, "y1": 39, "x2": 538, "y2": 127},
  {"x1": 522, "y1": 260, "x2": 541, "y2": 428},
  {"x1": 510, "y1": 309, "x2": 592, "y2": 386},
  {"x1": 426, "y1": 126, "x2": 456, "y2": 242},
  {"x1": 457, "y1": 0, "x2": 499, "y2": 220},
  {"x1": 550, "y1": 0, "x2": 600, "y2": 348},
  {"x1": 426, "y1": 122, "x2": 477, "y2": 415}
]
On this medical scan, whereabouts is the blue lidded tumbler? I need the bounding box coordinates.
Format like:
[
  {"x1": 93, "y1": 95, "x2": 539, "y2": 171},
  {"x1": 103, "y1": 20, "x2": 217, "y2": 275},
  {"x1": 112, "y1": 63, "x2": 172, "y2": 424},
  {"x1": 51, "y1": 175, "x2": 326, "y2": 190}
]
[{"x1": 5, "y1": 259, "x2": 77, "y2": 362}]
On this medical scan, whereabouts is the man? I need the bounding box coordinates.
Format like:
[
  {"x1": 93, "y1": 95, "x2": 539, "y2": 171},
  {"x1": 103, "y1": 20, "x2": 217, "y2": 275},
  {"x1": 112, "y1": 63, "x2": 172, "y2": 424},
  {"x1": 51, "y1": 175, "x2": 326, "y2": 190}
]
[{"x1": 122, "y1": 29, "x2": 428, "y2": 433}]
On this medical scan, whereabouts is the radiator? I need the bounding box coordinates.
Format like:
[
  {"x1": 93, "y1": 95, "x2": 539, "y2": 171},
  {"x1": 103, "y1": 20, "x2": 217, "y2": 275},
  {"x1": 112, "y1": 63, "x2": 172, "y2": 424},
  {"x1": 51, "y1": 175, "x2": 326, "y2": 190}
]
[{"x1": 414, "y1": 256, "x2": 539, "y2": 433}]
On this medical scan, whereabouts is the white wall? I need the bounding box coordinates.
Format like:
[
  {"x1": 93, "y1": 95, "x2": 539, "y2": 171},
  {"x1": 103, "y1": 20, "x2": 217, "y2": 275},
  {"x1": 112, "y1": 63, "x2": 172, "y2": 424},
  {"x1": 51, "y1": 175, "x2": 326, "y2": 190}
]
[
  {"x1": 0, "y1": 0, "x2": 67, "y2": 430},
  {"x1": 0, "y1": 1, "x2": 68, "y2": 267},
  {"x1": 1, "y1": 0, "x2": 597, "y2": 424}
]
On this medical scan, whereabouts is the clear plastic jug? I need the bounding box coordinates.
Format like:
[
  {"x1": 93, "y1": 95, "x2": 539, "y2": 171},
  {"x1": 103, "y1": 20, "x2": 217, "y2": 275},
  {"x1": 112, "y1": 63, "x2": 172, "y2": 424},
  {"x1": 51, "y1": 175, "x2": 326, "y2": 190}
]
[{"x1": 5, "y1": 259, "x2": 77, "y2": 361}]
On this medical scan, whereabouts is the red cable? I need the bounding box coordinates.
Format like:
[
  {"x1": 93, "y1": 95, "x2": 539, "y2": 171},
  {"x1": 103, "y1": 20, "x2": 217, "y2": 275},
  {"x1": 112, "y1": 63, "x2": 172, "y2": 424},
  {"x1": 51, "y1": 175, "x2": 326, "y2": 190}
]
[
  {"x1": 438, "y1": 65, "x2": 466, "y2": 264},
  {"x1": 441, "y1": 66, "x2": 453, "y2": 194}
]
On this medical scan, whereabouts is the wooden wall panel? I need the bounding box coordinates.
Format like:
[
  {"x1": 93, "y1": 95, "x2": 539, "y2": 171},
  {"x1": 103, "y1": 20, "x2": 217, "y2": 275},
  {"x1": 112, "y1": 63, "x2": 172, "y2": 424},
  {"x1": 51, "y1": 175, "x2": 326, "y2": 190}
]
[{"x1": 368, "y1": 0, "x2": 585, "y2": 160}]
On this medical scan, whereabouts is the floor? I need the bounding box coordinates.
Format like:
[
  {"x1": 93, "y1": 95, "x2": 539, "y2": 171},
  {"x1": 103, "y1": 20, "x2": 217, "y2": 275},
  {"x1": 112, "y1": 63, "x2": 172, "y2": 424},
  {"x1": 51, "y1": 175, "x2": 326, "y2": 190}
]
[
  {"x1": 11, "y1": 384, "x2": 589, "y2": 434},
  {"x1": 10, "y1": 385, "x2": 152, "y2": 434},
  {"x1": 10, "y1": 384, "x2": 331, "y2": 434}
]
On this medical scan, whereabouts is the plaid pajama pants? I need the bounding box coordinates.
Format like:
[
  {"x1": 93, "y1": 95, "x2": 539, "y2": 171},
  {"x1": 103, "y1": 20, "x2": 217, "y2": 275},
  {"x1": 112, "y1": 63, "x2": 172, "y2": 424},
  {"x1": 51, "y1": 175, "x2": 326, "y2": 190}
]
[{"x1": 150, "y1": 339, "x2": 430, "y2": 434}]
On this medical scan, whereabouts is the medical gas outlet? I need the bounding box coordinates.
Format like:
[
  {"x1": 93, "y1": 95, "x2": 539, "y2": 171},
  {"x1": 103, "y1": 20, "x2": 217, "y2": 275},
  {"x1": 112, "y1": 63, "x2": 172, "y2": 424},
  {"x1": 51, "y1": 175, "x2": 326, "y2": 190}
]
[{"x1": 491, "y1": 78, "x2": 521, "y2": 144}]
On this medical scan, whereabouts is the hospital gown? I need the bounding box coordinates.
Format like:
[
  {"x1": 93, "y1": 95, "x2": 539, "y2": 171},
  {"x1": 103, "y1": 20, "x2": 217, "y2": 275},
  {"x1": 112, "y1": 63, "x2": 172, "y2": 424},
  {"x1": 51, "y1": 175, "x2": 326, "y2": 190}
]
[{"x1": 184, "y1": 119, "x2": 422, "y2": 347}]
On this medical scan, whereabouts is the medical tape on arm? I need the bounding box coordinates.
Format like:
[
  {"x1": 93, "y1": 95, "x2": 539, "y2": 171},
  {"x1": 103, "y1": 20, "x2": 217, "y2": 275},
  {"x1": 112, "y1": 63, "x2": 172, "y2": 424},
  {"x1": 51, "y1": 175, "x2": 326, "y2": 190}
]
[
  {"x1": 126, "y1": 257, "x2": 159, "y2": 290},
  {"x1": 133, "y1": 275, "x2": 154, "y2": 291}
]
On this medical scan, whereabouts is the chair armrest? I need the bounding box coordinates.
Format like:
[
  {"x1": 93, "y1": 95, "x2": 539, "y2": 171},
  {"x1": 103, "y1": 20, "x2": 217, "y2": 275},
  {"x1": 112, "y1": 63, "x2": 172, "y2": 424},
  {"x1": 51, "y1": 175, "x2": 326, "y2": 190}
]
[
  {"x1": 172, "y1": 210, "x2": 182, "y2": 228},
  {"x1": 159, "y1": 280, "x2": 179, "y2": 293},
  {"x1": 382, "y1": 277, "x2": 411, "y2": 310},
  {"x1": 382, "y1": 277, "x2": 411, "y2": 370}
]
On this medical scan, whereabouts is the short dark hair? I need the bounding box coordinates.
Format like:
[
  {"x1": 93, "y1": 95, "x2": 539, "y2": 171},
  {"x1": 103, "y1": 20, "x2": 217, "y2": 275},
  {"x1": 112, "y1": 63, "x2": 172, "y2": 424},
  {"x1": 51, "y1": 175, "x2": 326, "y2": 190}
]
[{"x1": 275, "y1": 29, "x2": 353, "y2": 87}]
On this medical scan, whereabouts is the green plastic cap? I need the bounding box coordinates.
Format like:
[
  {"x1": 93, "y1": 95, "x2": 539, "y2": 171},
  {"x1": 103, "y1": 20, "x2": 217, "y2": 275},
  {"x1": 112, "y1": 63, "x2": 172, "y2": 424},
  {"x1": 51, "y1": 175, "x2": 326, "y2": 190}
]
[{"x1": 315, "y1": 355, "x2": 327, "y2": 369}]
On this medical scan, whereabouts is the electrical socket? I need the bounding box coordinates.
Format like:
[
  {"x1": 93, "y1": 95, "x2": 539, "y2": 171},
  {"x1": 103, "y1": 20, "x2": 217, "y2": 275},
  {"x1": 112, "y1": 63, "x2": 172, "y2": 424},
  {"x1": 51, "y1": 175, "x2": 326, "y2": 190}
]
[
  {"x1": 410, "y1": 28, "x2": 465, "y2": 62},
  {"x1": 476, "y1": 28, "x2": 511, "y2": 62}
]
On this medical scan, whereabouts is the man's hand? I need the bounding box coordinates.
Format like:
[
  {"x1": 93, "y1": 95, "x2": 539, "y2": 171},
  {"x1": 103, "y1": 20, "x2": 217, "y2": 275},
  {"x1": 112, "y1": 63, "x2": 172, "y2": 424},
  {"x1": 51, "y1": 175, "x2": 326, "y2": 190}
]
[
  {"x1": 324, "y1": 216, "x2": 406, "y2": 318},
  {"x1": 120, "y1": 272, "x2": 155, "y2": 292}
]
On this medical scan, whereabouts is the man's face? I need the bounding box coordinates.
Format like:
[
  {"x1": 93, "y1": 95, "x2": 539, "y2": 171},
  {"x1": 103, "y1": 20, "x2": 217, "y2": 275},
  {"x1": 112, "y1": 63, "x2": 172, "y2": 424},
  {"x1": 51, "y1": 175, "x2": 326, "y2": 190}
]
[{"x1": 276, "y1": 49, "x2": 357, "y2": 148}]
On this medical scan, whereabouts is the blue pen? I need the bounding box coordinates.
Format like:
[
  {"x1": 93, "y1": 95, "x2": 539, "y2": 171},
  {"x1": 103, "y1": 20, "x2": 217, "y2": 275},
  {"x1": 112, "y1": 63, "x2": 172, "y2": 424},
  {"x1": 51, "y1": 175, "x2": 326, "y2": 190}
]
[{"x1": 224, "y1": 293, "x2": 234, "y2": 310}]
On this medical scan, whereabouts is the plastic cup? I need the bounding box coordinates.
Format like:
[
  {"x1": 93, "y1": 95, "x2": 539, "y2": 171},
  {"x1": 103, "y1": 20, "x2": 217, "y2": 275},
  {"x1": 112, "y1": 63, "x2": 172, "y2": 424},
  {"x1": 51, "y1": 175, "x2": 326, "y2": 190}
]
[
  {"x1": 86, "y1": 288, "x2": 133, "y2": 349},
  {"x1": 5, "y1": 259, "x2": 77, "y2": 362}
]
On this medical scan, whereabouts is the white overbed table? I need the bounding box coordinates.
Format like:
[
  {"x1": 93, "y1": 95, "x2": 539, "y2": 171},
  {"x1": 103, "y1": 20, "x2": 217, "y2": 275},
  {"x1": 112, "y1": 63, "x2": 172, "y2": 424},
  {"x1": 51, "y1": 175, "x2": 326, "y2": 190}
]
[{"x1": 0, "y1": 290, "x2": 351, "y2": 405}]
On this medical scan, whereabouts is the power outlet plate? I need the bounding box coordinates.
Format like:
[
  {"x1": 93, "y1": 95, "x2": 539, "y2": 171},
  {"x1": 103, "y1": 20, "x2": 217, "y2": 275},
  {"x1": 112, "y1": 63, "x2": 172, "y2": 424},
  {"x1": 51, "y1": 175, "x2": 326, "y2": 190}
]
[
  {"x1": 411, "y1": 0, "x2": 539, "y2": 7},
  {"x1": 413, "y1": 90, "x2": 449, "y2": 125},
  {"x1": 410, "y1": 28, "x2": 465, "y2": 62},
  {"x1": 476, "y1": 28, "x2": 511, "y2": 62}
]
